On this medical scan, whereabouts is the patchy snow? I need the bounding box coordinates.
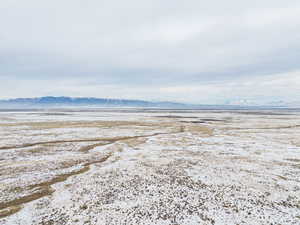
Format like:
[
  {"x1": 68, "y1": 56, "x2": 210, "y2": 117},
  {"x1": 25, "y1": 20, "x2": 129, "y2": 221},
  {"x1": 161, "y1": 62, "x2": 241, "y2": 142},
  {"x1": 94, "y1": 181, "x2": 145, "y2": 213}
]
[{"x1": 0, "y1": 109, "x2": 300, "y2": 224}]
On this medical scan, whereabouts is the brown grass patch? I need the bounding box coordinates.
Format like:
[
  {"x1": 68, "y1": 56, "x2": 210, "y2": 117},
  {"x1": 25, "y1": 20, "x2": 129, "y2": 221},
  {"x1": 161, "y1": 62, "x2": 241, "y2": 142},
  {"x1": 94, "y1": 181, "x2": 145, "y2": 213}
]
[
  {"x1": 0, "y1": 153, "x2": 112, "y2": 218},
  {"x1": 0, "y1": 206, "x2": 22, "y2": 219},
  {"x1": 0, "y1": 130, "x2": 180, "y2": 151},
  {"x1": 182, "y1": 124, "x2": 213, "y2": 136},
  {"x1": 0, "y1": 120, "x2": 155, "y2": 129}
]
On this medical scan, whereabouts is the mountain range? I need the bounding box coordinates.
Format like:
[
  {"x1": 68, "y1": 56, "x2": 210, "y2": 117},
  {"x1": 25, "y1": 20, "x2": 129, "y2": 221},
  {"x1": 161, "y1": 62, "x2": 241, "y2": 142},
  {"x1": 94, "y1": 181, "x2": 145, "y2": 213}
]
[
  {"x1": 0, "y1": 96, "x2": 190, "y2": 108},
  {"x1": 0, "y1": 96, "x2": 299, "y2": 109}
]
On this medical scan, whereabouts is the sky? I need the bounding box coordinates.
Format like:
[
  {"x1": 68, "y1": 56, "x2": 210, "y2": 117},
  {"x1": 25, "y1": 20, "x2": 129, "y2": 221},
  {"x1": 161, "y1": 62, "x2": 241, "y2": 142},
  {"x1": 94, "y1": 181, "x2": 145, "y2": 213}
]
[{"x1": 1, "y1": 0, "x2": 300, "y2": 104}]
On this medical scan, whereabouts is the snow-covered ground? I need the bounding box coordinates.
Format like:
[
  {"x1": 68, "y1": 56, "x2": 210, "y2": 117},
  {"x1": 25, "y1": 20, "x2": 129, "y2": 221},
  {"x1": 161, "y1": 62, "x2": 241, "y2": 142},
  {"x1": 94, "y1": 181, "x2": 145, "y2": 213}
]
[{"x1": 0, "y1": 109, "x2": 299, "y2": 224}]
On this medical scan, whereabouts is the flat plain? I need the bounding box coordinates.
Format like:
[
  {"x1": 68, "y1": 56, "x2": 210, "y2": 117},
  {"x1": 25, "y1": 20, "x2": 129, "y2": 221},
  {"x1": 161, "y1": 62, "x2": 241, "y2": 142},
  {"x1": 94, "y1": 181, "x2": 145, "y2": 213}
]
[{"x1": 0, "y1": 109, "x2": 299, "y2": 225}]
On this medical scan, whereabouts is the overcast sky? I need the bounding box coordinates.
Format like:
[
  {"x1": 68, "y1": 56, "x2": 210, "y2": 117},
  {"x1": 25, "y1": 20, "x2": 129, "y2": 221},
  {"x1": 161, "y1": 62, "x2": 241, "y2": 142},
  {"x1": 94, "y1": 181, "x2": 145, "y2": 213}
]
[{"x1": 1, "y1": 0, "x2": 300, "y2": 104}]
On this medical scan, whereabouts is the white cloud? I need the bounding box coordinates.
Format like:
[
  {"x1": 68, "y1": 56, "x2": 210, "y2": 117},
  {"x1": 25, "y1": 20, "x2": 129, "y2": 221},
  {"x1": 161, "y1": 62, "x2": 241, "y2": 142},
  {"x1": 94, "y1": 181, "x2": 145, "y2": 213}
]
[{"x1": 0, "y1": 0, "x2": 300, "y2": 103}]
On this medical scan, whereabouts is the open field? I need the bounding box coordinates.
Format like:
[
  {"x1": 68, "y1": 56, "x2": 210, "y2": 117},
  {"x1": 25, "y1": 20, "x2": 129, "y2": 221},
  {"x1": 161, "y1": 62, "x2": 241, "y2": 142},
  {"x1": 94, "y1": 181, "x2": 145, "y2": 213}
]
[{"x1": 0, "y1": 109, "x2": 300, "y2": 224}]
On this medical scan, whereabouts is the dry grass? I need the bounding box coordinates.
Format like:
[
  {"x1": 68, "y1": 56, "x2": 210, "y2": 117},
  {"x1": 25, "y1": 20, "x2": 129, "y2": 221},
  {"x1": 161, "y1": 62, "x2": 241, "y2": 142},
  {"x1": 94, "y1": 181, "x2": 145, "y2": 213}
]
[
  {"x1": 0, "y1": 153, "x2": 112, "y2": 218},
  {"x1": 0, "y1": 117, "x2": 216, "y2": 219},
  {"x1": 0, "y1": 120, "x2": 155, "y2": 129},
  {"x1": 0, "y1": 206, "x2": 22, "y2": 219},
  {"x1": 182, "y1": 124, "x2": 213, "y2": 136},
  {"x1": 0, "y1": 129, "x2": 182, "y2": 151}
]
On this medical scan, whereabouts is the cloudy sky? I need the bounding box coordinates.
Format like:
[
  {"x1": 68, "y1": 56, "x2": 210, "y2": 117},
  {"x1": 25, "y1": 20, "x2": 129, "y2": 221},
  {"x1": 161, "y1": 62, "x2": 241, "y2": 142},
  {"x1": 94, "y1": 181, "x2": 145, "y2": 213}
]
[{"x1": 1, "y1": 0, "x2": 300, "y2": 104}]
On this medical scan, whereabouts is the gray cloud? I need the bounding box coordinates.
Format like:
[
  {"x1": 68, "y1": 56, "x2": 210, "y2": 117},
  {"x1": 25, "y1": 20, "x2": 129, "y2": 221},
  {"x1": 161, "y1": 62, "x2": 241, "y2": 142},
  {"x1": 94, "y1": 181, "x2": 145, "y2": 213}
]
[{"x1": 1, "y1": 0, "x2": 300, "y2": 103}]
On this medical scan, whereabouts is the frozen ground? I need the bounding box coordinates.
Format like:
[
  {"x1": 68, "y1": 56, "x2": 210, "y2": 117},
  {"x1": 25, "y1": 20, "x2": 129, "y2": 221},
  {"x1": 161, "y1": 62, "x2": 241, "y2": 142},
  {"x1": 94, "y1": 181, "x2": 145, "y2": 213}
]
[{"x1": 0, "y1": 109, "x2": 299, "y2": 224}]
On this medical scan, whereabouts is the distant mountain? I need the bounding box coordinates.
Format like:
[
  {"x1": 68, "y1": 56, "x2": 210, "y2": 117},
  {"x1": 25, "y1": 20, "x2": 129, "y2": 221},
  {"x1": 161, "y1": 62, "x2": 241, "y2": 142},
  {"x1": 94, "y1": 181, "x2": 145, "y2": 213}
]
[
  {"x1": 0, "y1": 96, "x2": 191, "y2": 108},
  {"x1": 1, "y1": 96, "x2": 298, "y2": 110}
]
